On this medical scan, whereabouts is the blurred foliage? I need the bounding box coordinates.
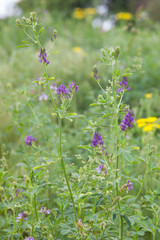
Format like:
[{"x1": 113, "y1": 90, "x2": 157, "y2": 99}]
[
  {"x1": 109, "y1": 0, "x2": 160, "y2": 22},
  {"x1": 18, "y1": 0, "x2": 99, "y2": 16}
]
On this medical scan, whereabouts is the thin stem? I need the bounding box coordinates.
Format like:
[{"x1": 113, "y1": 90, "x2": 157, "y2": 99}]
[
  {"x1": 128, "y1": 171, "x2": 147, "y2": 210},
  {"x1": 112, "y1": 60, "x2": 120, "y2": 197},
  {"x1": 24, "y1": 29, "x2": 36, "y2": 43},
  {"x1": 34, "y1": 193, "x2": 38, "y2": 220},
  {"x1": 33, "y1": 25, "x2": 57, "y2": 110},
  {"x1": 120, "y1": 215, "x2": 124, "y2": 240},
  {"x1": 58, "y1": 117, "x2": 77, "y2": 221},
  {"x1": 27, "y1": 102, "x2": 41, "y2": 125},
  {"x1": 112, "y1": 59, "x2": 123, "y2": 239}
]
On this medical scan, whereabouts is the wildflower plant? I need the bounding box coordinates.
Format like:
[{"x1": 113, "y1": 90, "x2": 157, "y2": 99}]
[{"x1": 1, "y1": 11, "x2": 159, "y2": 240}]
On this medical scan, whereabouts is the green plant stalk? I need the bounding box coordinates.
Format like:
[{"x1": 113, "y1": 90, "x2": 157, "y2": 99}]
[
  {"x1": 58, "y1": 117, "x2": 77, "y2": 222},
  {"x1": 31, "y1": 195, "x2": 34, "y2": 236},
  {"x1": 32, "y1": 25, "x2": 57, "y2": 110},
  {"x1": 34, "y1": 193, "x2": 38, "y2": 220},
  {"x1": 112, "y1": 59, "x2": 123, "y2": 239},
  {"x1": 12, "y1": 206, "x2": 16, "y2": 240}
]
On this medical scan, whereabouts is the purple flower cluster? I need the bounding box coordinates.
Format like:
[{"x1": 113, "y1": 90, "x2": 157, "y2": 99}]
[
  {"x1": 51, "y1": 29, "x2": 57, "y2": 41},
  {"x1": 38, "y1": 48, "x2": 50, "y2": 65},
  {"x1": 39, "y1": 207, "x2": 50, "y2": 215},
  {"x1": 120, "y1": 110, "x2": 134, "y2": 131},
  {"x1": 126, "y1": 180, "x2": 133, "y2": 193},
  {"x1": 91, "y1": 132, "x2": 104, "y2": 147},
  {"x1": 25, "y1": 237, "x2": 34, "y2": 240},
  {"x1": 25, "y1": 135, "x2": 35, "y2": 146},
  {"x1": 69, "y1": 82, "x2": 79, "y2": 93},
  {"x1": 56, "y1": 83, "x2": 78, "y2": 98},
  {"x1": 117, "y1": 76, "x2": 131, "y2": 93},
  {"x1": 93, "y1": 65, "x2": 101, "y2": 80},
  {"x1": 15, "y1": 188, "x2": 23, "y2": 197},
  {"x1": 16, "y1": 212, "x2": 27, "y2": 222},
  {"x1": 96, "y1": 164, "x2": 107, "y2": 175},
  {"x1": 39, "y1": 93, "x2": 48, "y2": 101}
]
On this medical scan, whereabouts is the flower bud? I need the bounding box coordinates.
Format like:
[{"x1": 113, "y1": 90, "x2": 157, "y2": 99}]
[
  {"x1": 114, "y1": 46, "x2": 120, "y2": 58},
  {"x1": 22, "y1": 17, "x2": 26, "y2": 22},
  {"x1": 101, "y1": 48, "x2": 106, "y2": 56},
  {"x1": 93, "y1": 64, "x2": 98, "y2": 74},
  {"x1": 16, "y1": 19, "x2": 21, "y2": 25}
]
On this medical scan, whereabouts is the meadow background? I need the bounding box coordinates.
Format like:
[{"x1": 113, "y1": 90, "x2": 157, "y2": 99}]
[{"x1": 0, "y1": 0, "x2": 160, "y2": 239}]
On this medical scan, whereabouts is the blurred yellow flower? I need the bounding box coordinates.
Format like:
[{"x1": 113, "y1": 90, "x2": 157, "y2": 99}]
[
  {"x1": 137, "y1": 117, "x2": 159, "y2": 132},
  {"x1": 137, "y1": 122, "x2": 146, "y2": 128},
  {"x1": 72, "y1": 47, "x2": 83, "y2": 53},
  {"x1": 115, "y1": 12, "x2": 132, "y2": 21},
  {"x1": 143, "y1": 124, "x2": 153, "y2": 132},
  {"x1": 133, "y1": 146, "x2": 140, "y2": 150},
  {"x1": 73, "y1": 7, "x2": 97, "y2": 20},
  {"x1": 72, "y1": 47, "x2": 87, "y2": 57},
  {"x1": 145, "y1": 93, "x2": 152, "y2": 98},
  {"x1": 73, "y1": 8, "x2": 84, "y2": 19},
  {"x1": 84, "y1": 8, "x2": 97, "y2": 15},
  {"x1": 145, "y1": 117, "x2": 157, "y2": 123},
  {"x1": 136, "y1": 117, "x2": 157, "y2": 124},
  {"x1": 153, "y1": 123, "x2": 160, "y2": 129}
]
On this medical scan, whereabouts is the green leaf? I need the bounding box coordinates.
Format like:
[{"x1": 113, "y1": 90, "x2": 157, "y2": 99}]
[
  {"x1": 90, "y1": 103, "x2": 101, "y2": 106},
  {"x1": 50, "y1": 51, "x2": 59, "y2": 55},
  {"x1": 33, "y1": 163, "x2": 53, "y2": 169},
  {"x1": 121, "y1": 215, "x2": 131, "y2": 226},
  {"x1": 113, "y1": 213, "x2": 117, "y2": 220},
  {"x1": 122, "y1": 73, "x2": 132, "y2": 77},
  {"x1": 17, "y1": 45, "x2": 29, "y2": 48},
  {"x1": 102, "y1": 114, "x2": 113, "y2": 117},
  {"x1": 155, "y1": 229, "x2": 159, "y2": 240},
  {"x1": 39, "y1": 27, "x2": 44, "y2": 35},
  {"x1": 123, "y1": 151, "x2": 133, "y2": 162},
  {"x1": 78, "y1": 145, "x2": 92, "y2": 152},
  {"x1": 96, "y1": 196, "x2": 104, "y2": 207},
  {"x1": 134, "y1": 155, "x2": 145, "y2": 162},
  {"x1": 21, "y1": 40, "x2": 32, "y2": 45}
]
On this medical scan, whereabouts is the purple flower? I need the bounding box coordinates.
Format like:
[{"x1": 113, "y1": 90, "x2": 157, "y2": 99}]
[
  {"x1": 69, "y1": 82, "x2": 79, "y2": 93},
  {"x1": 117, "y1": 76, "x2": 131, "y2": 93},
  {"x1": 96, "y1": 164, "x2": 107, "y2": 175},
  {"x1": 120, "y1": 110, "x2": 134, "y2": 131},
  {"x1": 96, "y1": 164, "x2": 104, "y2": 173},
  {"x1": 91, "y1": 132, "x2": 104, "y2": 147},
  {"x1": 126, "y1": 180, "x2": 133, "y2": 193},
  {"x1": 38, "y1": 48, "x2": 50, "y2": 65},
  {"x1": 25, "y1": 237, "x2": 34, "y2": 240},
  {"x1": 56, "y1": 83, "x2": 78, "y2": 99},
  {"x1": 16, "y1": 212, "x2": 27, "y2": 222},
  {"x1": 25, "y1": 135, "x2": 35, "y2": 146},
  {"x1": 56, "y1": 84, "x2": 69, "y2": 98},
  {"x1": 39, "y1": 93, "x2": 48, "y2": 101},
  {"x1": 39, "y1": 207, "x2": 50, "y2": 215},
  {"x1": 50, "y1": 83, "x2": 57, "y2": 93},
  {"x1": 15, "y1": 188, "x2": 23, "y2": 197}
]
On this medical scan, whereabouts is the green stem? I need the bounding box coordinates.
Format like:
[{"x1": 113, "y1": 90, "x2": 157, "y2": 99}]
[
  {"x1": 27, "y1": 102, "x2": 41, "y2": 125},
  {"x1": 33, "y1": 26, "x2": 57, "y2": 110},
  {"x1": 12, "y1": 206, "x2": 16, "y2": 240},
  {"x1": 112, "y1": 59, "x2": 123, "y2": 239},
  {"x1": 112, "y1": 60, "x2": 120, "y2": 197},
  {"x1": 34, "y1": 193, "x2": 38, "y2": 220},
  {"x1": 120, "y1": 215, "x2": 124, "y2": 240},
  {"x1": 58, "y1": 117, "x2": 77, "y2": 221}
]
